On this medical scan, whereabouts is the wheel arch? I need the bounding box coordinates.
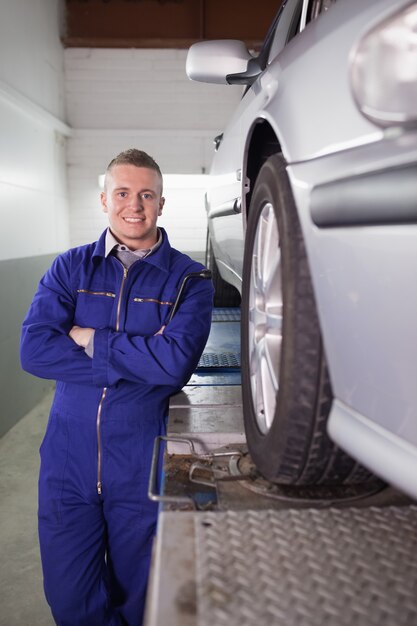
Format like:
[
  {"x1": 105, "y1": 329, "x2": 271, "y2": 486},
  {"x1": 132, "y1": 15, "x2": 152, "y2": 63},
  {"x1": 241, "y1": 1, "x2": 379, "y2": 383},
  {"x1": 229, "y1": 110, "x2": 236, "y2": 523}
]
[{"x1": 243, "y1": 118, "x2": 282, "y2": 221}]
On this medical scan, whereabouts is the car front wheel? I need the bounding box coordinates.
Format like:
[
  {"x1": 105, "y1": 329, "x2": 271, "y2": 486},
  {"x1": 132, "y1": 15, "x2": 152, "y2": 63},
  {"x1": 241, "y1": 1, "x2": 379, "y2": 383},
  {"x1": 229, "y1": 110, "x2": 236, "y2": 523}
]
[{"x1": 241, "y1": 154, "x2": 372, "y2": 485}]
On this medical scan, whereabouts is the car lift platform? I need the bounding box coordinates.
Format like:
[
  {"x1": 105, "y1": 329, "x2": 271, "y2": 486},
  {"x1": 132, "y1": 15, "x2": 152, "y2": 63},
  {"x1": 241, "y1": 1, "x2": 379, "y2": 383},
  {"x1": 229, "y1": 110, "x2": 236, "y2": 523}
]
[{"x1": 144, "y1": 308, "x2": 417, "y2": 626}]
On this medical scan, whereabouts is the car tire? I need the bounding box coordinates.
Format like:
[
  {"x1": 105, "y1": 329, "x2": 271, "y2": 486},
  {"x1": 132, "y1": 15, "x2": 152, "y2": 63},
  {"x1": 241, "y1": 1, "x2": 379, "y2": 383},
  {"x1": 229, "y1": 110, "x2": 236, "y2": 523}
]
[
  {"x1": 206, "y1": 235, "x2": 241, "y2": 308},
  {"x1": 241, "y1": 154, "x2": 372, "y2": 485}
]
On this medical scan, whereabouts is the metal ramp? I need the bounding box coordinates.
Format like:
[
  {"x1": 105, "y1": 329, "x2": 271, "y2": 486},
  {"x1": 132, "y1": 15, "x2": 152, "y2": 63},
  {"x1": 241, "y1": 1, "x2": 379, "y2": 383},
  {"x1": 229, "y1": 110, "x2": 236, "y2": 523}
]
[
  {"x1": 195, "y1": 507, "x2": 417, "y2": 626},
  {"x1": 146, "y1": 505, "x2": 417, "y2": 626},
  {"x1": 144, "y1": 308, "x2": 417, "y2": 626}
]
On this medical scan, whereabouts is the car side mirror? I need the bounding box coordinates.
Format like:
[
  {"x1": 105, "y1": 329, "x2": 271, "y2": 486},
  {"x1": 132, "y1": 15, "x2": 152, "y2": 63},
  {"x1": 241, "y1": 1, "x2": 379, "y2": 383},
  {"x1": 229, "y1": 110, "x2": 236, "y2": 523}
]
[{"x1": 186, "y1": 39, "x2": 253, "y2": 85}]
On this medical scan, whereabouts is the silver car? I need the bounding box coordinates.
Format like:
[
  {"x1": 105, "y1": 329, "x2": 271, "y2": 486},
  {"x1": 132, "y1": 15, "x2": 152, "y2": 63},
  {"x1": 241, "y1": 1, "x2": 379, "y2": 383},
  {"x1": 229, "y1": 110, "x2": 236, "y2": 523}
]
[{"x1": 186, "y1": 0, "x2": 417, "y2": 499}]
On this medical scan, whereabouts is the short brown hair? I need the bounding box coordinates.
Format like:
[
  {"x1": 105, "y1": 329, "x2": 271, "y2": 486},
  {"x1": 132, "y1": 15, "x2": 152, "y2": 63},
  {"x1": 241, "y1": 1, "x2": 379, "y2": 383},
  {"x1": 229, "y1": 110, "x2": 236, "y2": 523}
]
[{"x1": 105, "y1": 149, "x2": 163, "y2": 191}]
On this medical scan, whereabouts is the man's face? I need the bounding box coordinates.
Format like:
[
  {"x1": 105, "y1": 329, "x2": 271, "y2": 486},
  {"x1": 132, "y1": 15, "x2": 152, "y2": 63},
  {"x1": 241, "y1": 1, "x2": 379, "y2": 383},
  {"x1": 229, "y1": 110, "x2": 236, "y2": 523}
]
[{"x1": 101, "y1": 164, "x2": 165, "y2": 250}]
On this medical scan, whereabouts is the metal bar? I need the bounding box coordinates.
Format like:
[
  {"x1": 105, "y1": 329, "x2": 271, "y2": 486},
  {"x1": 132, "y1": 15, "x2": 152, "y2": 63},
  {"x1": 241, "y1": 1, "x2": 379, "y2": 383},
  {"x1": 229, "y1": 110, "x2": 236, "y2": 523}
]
[
  {"x1": 167, "y1": 270, "x2": 212, "y2": 324},
  {"x1": 148, "y1": 435, "x2": 198, "y2": 509}
]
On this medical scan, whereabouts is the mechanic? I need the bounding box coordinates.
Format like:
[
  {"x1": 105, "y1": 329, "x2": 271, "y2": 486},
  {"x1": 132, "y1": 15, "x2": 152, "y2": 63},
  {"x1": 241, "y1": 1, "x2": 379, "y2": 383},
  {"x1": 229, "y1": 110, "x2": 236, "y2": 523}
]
[{"x1": 20, "y1": 148, "x2": 214, "y2": 626}]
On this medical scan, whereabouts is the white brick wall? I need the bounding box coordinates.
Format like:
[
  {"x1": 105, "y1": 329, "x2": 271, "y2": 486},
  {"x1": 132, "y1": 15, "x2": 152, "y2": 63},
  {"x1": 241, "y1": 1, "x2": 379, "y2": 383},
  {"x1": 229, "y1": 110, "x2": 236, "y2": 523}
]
[
  {"x1": 65, "y1": 48, "x2": 242, "y2": 255},
  {"x1": 65, "y1": 48, "x2": 241, "y2": 132}
]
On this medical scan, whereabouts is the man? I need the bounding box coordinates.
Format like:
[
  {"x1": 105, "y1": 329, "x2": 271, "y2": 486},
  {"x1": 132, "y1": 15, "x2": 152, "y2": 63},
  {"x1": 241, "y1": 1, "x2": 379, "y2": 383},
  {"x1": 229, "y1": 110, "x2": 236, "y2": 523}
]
[{"x1": 20, "y1": 149, "x2": 214, "y2": 626}]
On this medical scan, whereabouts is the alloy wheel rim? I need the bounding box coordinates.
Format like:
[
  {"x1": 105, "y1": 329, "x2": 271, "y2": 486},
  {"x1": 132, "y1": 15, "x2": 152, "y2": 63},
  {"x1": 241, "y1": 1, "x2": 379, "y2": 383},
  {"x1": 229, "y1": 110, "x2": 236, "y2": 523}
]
[{"x1": 248, "y1": 202, "x2": 282, "y2": 434}]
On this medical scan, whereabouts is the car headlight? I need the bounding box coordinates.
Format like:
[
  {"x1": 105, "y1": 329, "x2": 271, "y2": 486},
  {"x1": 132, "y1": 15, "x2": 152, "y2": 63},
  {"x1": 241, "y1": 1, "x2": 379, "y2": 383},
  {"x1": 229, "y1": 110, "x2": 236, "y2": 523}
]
[{"x1": 350, "y1": 2, "x2": 417, "y2": 127}]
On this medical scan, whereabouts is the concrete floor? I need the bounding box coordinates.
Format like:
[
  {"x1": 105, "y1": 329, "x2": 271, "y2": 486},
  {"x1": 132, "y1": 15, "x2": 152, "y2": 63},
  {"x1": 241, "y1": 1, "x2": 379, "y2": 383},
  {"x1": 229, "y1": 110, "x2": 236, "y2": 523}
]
[{"x1": 0, "y1": 391, "x2": 54, "y2": 626}]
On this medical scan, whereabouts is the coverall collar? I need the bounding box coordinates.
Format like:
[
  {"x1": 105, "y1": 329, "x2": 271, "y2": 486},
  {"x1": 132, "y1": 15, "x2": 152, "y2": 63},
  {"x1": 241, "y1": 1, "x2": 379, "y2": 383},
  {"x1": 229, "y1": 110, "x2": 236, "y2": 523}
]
[
  {"x1": 104, "y1": 228, "x2": 163, "y2": 259},
  {"x1": 92, "y1": 228, "x2": 171, "y2": 273}
]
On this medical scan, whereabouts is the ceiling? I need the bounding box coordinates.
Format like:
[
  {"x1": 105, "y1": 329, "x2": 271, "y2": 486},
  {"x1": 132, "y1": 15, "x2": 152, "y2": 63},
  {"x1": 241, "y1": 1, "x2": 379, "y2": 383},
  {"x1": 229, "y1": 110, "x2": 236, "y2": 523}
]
[{"x1": 63, "y1": 0, "x2": 281, "y2": 49}]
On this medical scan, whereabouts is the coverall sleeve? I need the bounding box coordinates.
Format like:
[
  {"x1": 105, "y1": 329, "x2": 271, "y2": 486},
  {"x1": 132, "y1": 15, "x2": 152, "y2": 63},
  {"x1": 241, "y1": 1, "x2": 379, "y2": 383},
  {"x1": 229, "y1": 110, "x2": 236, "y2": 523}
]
[
  {"x1": 20, "y1": 254, "x2": 95, "y2": 384},
  {"x1": 92, "y1": 278, "x2": 214, "y2": 388}
]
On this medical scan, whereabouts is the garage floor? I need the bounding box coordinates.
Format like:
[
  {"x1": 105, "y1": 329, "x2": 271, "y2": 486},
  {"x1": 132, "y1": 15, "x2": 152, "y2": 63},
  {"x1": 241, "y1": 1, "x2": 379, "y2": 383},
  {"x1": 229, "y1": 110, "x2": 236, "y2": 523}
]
[{"x1": 0, "y1": 392, "x2": 54, "y2": 626}]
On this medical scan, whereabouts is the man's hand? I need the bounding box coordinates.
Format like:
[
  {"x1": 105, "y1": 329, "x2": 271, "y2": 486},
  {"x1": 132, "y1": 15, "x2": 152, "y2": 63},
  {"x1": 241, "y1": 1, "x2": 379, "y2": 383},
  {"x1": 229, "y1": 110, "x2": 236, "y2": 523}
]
[{"x1": 69, "y1": 326, "x2": 94, "y2": 348}]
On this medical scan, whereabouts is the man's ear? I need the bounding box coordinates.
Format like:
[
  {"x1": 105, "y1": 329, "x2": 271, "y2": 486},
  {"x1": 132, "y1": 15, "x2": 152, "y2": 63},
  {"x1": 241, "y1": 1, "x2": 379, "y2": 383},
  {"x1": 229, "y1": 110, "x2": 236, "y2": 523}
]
[
  {"x1": 158, "y1": 197, "x2": 165, "y2": 216},
  {"x1": 101, "y1": 192, "x2": 108, "y2": 213}
]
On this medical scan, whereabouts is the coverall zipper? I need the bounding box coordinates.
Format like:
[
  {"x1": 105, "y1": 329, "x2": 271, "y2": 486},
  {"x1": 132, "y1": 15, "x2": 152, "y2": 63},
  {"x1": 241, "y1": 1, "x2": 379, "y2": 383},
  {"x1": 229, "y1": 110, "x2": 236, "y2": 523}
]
[
  {"x1": 77, "y1": 289, "x2": 116, "y2": 298},
  {"x1": 133, "y1": 297, "x2": 173, "y2": 305},
  {"x1": 96, "y1": 264, "x2": 128, "y2": 496}
]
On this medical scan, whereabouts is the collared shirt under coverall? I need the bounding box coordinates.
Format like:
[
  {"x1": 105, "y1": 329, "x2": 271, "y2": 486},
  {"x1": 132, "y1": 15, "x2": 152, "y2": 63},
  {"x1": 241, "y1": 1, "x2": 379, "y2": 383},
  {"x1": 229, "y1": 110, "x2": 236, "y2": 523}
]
[{"x1": 20, "y1": 227, "x2": 214, "y2": 626}]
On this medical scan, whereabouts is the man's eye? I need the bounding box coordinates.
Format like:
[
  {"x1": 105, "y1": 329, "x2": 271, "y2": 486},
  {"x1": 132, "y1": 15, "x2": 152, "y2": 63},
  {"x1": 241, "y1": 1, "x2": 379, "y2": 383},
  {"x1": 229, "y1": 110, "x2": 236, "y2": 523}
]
[
  {"x1": 118, "y1": 192, "x2": 127, "y2": 198},
  {"x1": 142, "y1": 193, "x2": 153, "y2": 200}
]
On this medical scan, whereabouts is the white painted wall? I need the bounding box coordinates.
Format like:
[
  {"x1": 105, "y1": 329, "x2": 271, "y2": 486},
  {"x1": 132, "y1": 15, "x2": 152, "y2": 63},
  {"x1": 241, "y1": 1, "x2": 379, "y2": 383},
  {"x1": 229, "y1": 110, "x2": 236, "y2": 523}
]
[
  {"x1": 0, "y1": 0, "x2": 70, "y2": 262},
  {"x1": 65, "y1": 48, "x2": 242, "y2": 255}
]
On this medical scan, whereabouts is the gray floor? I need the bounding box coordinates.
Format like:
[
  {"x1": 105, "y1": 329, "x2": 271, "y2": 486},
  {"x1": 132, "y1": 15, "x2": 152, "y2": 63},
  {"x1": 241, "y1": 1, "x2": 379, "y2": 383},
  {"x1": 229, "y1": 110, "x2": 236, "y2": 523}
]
[{"x1": 0, "y1": 391, "x2": 55, "y2": 626}]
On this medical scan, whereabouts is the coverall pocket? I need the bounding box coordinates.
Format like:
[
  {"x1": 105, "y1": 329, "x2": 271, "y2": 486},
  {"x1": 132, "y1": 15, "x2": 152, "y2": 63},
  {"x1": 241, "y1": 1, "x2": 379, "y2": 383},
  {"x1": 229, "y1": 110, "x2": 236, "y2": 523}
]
[
  {"x1": 74, "y1": 289, "x2": 115, "y2": 329},
  {"x1": 127, "y1": 290, "x2": 174, "y2": 335}
]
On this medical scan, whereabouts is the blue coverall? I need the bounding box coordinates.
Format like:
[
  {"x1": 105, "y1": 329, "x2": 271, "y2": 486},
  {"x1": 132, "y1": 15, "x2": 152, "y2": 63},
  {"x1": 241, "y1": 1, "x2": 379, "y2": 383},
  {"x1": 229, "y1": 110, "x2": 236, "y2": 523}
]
[{"x1": 20, "y1": 228, "x2": 214, "y2": 626}]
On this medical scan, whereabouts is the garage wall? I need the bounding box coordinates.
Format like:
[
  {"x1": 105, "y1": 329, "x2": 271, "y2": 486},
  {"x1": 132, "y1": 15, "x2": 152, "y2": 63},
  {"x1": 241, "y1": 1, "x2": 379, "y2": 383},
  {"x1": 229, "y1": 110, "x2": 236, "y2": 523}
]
[
  {"x1": 0, "y1": 0, "x2": 70, "y2": 435},
  {"x1": 65, "y1": 48, "x2": 243, "y2": 256}
]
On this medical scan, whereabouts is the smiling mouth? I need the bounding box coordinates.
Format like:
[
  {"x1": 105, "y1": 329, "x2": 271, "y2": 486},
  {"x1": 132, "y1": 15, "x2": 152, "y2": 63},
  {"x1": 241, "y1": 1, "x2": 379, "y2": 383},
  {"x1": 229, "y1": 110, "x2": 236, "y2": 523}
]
[{"x1": 123, "y1": 217, "x2": 145, "y2": 223}]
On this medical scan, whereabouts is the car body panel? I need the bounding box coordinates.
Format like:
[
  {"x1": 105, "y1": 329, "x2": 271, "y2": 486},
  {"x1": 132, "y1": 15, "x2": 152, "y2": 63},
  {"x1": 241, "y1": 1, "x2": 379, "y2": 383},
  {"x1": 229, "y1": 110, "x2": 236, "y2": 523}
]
[
  {"x1": 329, "y1": 399, "x2": 417, "y2": 497},
  {"x1": 289, "y1": 132, "x2": 417, "y2": 448}
]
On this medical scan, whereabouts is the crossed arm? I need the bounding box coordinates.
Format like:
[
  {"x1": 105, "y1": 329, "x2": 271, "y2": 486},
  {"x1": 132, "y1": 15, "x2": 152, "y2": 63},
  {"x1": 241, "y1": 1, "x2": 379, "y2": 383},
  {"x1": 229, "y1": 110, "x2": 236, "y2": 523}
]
[
  {"x1": 69, "y1": 323, "x2": 164, "y2": 350},
  {"x1": 21, "y1": 257, "x2": 213, "y2": 389}
]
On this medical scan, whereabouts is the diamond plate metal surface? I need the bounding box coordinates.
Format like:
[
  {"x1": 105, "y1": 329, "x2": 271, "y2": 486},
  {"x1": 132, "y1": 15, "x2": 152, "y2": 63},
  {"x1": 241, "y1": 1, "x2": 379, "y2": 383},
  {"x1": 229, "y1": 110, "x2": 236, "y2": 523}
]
[
  {"x1": 197, "y1": 352, "x2": 241, "y2": 369},
  {"x1": 195, "y1": 506, "x2": 417, "y2": 626},
  {"x1": 212, "y1": 308, "x2": 241, "y2": 322}
]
